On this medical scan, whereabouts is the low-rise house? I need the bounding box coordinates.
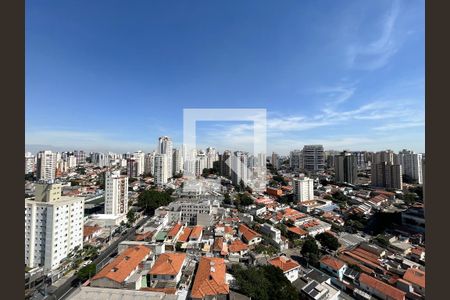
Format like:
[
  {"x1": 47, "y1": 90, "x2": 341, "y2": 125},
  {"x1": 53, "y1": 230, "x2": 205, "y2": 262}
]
[
  {"x1": 90, "y1": 245, "x2": 151, "y2": 289},
  {"x1": 190, "y1": 257, "x2": 229, "y2": 300},
  {"x1": 212, "y1": 237, "x2": 228, "y2": 256},
  {"x1": 177, "y1": 227, "x2": 192, "y2": 243},
  {"x1": 300, "y1": 219, "x2": 332, "y2": 237},
  {"x1": 166, "y1": 223, "x2": 184, "y2": 241},
  {"x1": 358, "y1": 273, "x2": 406, "y2": 300},
  {"x1": 228, "y1": 240, "x2": 249, "y2": 257},
  {"x1": 189, "y1": 226, "x2": 203, "y2": 242},
  {"x1": 149, "y1": 253, "x2": 187, "y2": 285},
  {"x1": 238, "y1": 224, "x2": 262, "y2": 245},
  {"x1": 268, "y1": 255, "x2": 301, "y2": 282},
  {"x1": 397, "y1": 268, "x2": 425, "y2": 297},
  {"x1": 301, "y1": 279, "x2": 341, "y2": 300},
  {"x1": 408, "y1": 246, "x2": 425, "y2": 263},
  {"x1": 287, "y1": 226, "x2": 308, "y2": 239},
  {"x1": 320, "y1": 256, "x2": 347, "y2": 281},
  {"x1": 83, "y1": 225, "x2": 102, "y2": 243}
]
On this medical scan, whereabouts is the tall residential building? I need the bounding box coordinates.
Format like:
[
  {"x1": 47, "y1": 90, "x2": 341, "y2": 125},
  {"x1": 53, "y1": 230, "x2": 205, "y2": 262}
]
[
  {"x1": 324, "y1": 150, "x2": 340, "y2": 169},
  {"x1": 154, "y1": 153, "x2": 169, "y2": 186},
  {"x1": 271, "y1": 152, "x2": 279, "y2": 170},
  {"x1": 398, "y1": 150, "x2": 423, "y2": 184},
  {"x1": 104, "y1": 171, "x2": 129, "y2": 215},
  {"x1": 126, "y1": 158, "x2": 138, "y2": 178},
  {"x1": 158, "y1": 136, "x2": 173, "y2": 177},
  {"x1": 293, "y1": 176, "x2": 314, "y2": 202},
  {"x1": 373, "y1": 150, "x2": 398, "y2": 165},
  {"x1": 92, "y1": 152, "x2": 108, "y2": 168},
  {"x1": 335, "y1": 151, "x2": 358, "y2": 184},
  {"x1": 25, "y1": 183, "x2": 84, "y2": 271},
  {"x1": 352, "y1": 151, "x2": 371, "y2": 170},
  {"x1": 172, "y1": 148, "x2": 183, "y2": 175},
  {"x1": 25, "y1": 152, "x2": 35, "y2": 174},
  {"x1": 302, "y1": 145, "x2": 325, "y2": 174},
  {"x1": 73, "y1": 150, "x2": 86, "y2": 165},
  {"x1": 195, "y1": 151, "x2": 207, "y2": 176},
  {"x1": 144, "y1": 151, "x2": 156, "y2": 176},
  {"x1": 231, "y1": 151, "x2": 248, "y2": 187},
  {"x1": 205, "y1": 147, "x2": 218, "y2": 169},
  {"x1": 219, "y1": 150, "x2": 232, "y2": 178},
  {"x1": 67, "y1": 155, "x2": 77, "y2": 169},
  {"x1": 371, "y1": 162, "x2": 403, "y2": 190},
  {"x1": 289, "y1": 150, "x2": 303, "y2": 170},
  {"x1": 36, "y1": 150, "x2": 57, "y2": 182},
  {"x1": 133, "y1": 150, "x2": 145, "y2": 176}
]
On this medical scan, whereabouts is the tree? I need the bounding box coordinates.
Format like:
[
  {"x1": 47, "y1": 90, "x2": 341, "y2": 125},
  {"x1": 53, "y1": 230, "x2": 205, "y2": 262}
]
[
  {"x1": 316, "y1": 232, "x2": 341, "y2": 251},
  {"x1": 127, "y1": 210, "x2": 136, "y2": 225},
  {"x1": 240, "y1": 193, "x2": 254, "y2": 206},
  {"x1": 137, "y1": 190, "x2": 173, "y2": 215},
  {"x1": 223, "y1": 193, "x2": 232, "y2": 205},
  {"x1": 25, "y1": 173, "x2": 35, "y2": 181},
  {"x1": 77, "y1": 263, "x2": 97, "y2": 282},
  {"x1": 232, "y1": 265, "x2": 297, "y2": 300},
  {"x1": 374, "y1": 235, "x2": 390, "y2": 248},
  {"x1": 301, "y1": 237, "x2": 320, "y2": 266},
  {"x1": 301, "y1": 237, "x2": 319, "y2": 256}
]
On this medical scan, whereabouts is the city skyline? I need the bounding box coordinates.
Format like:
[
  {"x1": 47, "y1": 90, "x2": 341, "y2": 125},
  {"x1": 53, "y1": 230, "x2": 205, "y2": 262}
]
[{"x1": 26, "y1": 0, "x2": 424, "y2": 154}]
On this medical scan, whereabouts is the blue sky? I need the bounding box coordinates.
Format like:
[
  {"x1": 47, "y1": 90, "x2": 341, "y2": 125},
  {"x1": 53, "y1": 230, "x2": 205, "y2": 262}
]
[{"x1": 26, "y1": 0, "x2": 424, "y2": 155}]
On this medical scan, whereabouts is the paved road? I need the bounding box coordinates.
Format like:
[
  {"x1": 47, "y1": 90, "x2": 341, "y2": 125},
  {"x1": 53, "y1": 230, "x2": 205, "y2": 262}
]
[{"x1": 43, "y1": 216, "x2": 151, "y2": 300}]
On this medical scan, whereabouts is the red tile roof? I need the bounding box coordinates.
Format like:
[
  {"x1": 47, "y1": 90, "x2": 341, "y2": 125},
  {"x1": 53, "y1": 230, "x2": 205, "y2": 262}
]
[
  {"x1": 190, "y1": 226, "x2": 203, "y2": 239},
  {"x1": 167, "y1": 223, "x2": 182, "y2": 239},
  {"x1": 83, "y1": 225, "x2": 101, "y2": 238},
  {"x1": 92, "y1": 246, "x2": 150, "y2": 283},
  {"x1": 403, "y1": 268, "x2": 425, "y2": 289},
  {"x1": 150, "y1": 253, "x2": 186, "y2": 276},
  {"x1": 178, "y1": 227, "x2": 192, "y2": 243},
  {"x1": 213, "y1": 237, "x2": 224, "y2": 252},
  {"x1": 228, "y1": 240, "x2": 249, "y2": 253},
  {"x1": 191, "y1": 257, "x2": 229, "y2": 299},
  {"x1": 287, "y1": 226, "x2": 308, "y2": 236},
  {"x1": 238, "y1": 224, "x2": 261, "y2": 242},
  {"x1": 320, "y1": 256, "x2": 346, "y2": 271},
  {"x1": 269, "y1": 256, "x2": 300, "y2": 273},
  {"x1": 359, "y1": 273, "x2": 406, "y2": 300}
]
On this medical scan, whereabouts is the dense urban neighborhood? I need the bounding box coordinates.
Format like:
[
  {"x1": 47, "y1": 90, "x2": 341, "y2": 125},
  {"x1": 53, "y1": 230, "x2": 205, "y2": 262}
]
[{"x1": 25, "y1": 140, "x2": 425, "y2": 300}]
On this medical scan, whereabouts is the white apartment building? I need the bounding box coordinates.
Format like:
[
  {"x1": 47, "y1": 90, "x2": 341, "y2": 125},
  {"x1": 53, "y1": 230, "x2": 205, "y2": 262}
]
[
  {"x1": 398, "y1": 150, "x2": 423, "y2": 184},
  {"x1": 67, "y1": 155, "x2": 77, "y2": 169},
  {"x1": 144, "y1": 151, "x2": 156, "y2": 175},
  {"x1": 154, "y1": 153, "x2": 169, "y2": 186},
  {"x1": 231, "y1": 151, "x2": 248, "y2": 186},
  {"x1": 104, "y1": 171, "x2": 129, "y2": 215},
  {"x1": 195, "y1": 151, "x2": 207, "y2": 176},
  {"x1": 92, "y1": 152, "x2": 108, "y2": 168},
  {"x1": 166, "y1": 198, "x2": 219, "y2": 226},
  {"x1": 158, "y1": 136, "x2": 173, "y2": 177},
  {"x1": 25, "y1": 152, "x2": 35, "y2": 174},
  {"x1": 25, "y1": 183, "x2": 84, "y2": 271},
  {"x1": 36, "y1": 150, "x2": 57, "y2": 182},
  {"x1": 205, "y1": 147, "x2": 218, "y2": 169},
  {"x1": 293, "y1": 176, "x2": 314, "y2": 202},
  {"x1": 133, "y1": 150, "x2": 145, "y2": 176}
]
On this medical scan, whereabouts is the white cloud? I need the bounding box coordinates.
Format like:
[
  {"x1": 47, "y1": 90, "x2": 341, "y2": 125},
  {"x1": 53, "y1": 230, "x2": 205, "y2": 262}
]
[
  {"x1": 373, "y1": 121, "x2": 425, "y2": 131},
  {"x1": 347, "y1": 0, "x2": 401, "y2": 70}
]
